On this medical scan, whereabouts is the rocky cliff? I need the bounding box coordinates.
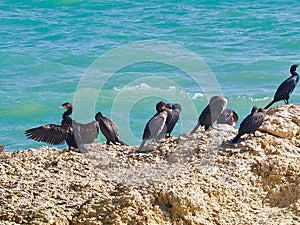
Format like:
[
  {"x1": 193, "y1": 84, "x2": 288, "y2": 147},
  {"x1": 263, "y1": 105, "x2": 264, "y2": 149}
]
[{"x1": 1, "y1": 104, "x2": 300, "y2": 225}]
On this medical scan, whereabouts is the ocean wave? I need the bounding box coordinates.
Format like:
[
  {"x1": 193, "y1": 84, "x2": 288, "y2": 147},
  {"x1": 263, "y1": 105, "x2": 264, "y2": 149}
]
[
  {"x1": 236, "y1": 96, "x2": 271, "y2": 102},
  {"x1": 192, "y1": 93, "x2": 205, "y2": 99},
  {"x1": 114, "y1": 83, "x2": 184, "y2": 93}
]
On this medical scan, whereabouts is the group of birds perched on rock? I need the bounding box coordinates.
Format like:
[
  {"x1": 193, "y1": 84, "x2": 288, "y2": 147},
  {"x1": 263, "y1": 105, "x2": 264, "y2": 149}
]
[
  {"x1": 25, "y1": 103, "x2": 127, "y2": 153},
  {"x1": 25, "y1": 64, "x2": 299, "y2": 153}
]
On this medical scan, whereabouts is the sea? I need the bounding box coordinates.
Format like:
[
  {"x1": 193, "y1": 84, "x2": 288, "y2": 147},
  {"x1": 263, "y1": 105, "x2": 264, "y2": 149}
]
[{"x1": 1, "y1": 0, "x2": 300, "y2": 152}]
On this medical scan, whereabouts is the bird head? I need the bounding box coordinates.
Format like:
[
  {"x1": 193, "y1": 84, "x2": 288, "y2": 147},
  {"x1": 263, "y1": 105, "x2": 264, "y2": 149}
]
[
  {"x1": 209, "y1": 96, "x2": 227, "y2": 114},
  {"x1": 257, "y1": 108, "x2": 266, "y2": 114},
  {"x1": 251, "y1": 106, "x2": 259, "y2": 114},
  {"x1": 156, "y1": 101, "x2": 168, "y2": 112},
  {"x1": 59, "y1": 102, "x2": 72, "y2": 109},
  {"x1": 209, "y1": 96, "x2": 227, "y2": 107},
  {"x1": 290, "y1": 64, "x2": 300, "y2": 73},
  {"x1": 232, "y1": 110, "x2": 239, "y2": 125},
  {"x1": 95, "y1": 112, "x2": 103, "y2": 120},
  {"x1": 172, "y1": 103, "x2": 182, "y2": 112}
]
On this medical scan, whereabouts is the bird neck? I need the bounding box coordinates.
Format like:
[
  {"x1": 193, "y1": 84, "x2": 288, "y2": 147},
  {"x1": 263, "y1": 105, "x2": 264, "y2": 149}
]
[
  {"x1": 291, "y1": 69, "x2": 299, "y2": 76},
  {"x1": 62, "y1": 107, "x2": 72, "y2": 119},
  {"x1": 95, "y1": 112, "x2": 104, "y2": 121}
]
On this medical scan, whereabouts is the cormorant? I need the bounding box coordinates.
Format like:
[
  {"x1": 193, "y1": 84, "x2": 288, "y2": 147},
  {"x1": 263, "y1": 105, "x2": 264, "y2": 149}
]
[
  {"x1": 265, "y1": 64, "x2": 300, "y2": 109},
  {"x1": 166, "y1": 103, "x2": 181, "y2": 137},
  {"x1": 137, "y1": 101, "x2": 169, "y2": 152},
  {"x1": 95, "y1": 112, "x2": 128, "y2": 146},
  {"x1": 25, "y1": 102, "x2": 99, "y2": 153},
  {"x1": 217, "y1": 109, "x2": 239, "y2": 126},
  {"x1": 158, "y1": 103, "x2": 182, "y2": 139},
  {"x1": 190, "y1": 96, "x2": 227, "y2": 134},
  {"x1": 231, "y1": 106, "x2": 266, "y2": 143}
]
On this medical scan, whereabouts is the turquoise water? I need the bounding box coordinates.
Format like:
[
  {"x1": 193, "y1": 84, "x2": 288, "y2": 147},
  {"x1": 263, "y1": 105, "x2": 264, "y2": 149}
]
[{"x1": 1, "y1": 1, "x2": 300, "y2": 151}]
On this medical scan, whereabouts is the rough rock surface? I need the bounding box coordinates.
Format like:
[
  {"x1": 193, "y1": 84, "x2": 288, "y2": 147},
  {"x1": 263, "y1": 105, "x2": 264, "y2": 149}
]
[{"x1": 1, "y1": 104, "x2": 300, "y2": 225}]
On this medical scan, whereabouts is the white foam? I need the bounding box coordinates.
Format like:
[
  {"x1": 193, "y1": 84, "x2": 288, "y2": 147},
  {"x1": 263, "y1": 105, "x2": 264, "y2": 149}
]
[
  {"x1": 192, "y1": 92, "x2": 205, "y2": 99},
  {"x1": 114, "y1": 83, "x2": 183, "y2": 92},
  {"x1": 236, "y1": 96, "x2": 271, "y2": 102}
]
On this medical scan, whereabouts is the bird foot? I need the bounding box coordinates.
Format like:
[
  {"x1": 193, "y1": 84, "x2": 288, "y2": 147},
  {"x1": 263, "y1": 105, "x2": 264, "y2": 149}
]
[
  {"x1": 58, "y1": 148, "x2": 69, "y2": 155},
  {"x1": 78, "y1": 146, "x2": 88, "y2": 154},
  {"x1": 135, "y1": 145, "x2": 152, "y2": 153},
  {"x1": 135, "y1": 149, "x2": 152, "y2": 154},
  {"x1": 155, "y1": 136, "x2": 166, "y2": 143}
]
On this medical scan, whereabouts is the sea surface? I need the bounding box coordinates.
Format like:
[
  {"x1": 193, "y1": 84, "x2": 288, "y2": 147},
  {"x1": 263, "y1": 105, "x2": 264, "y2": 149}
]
[{"x1": 1, "y1": 0, "x2": 300, "y2": 151}]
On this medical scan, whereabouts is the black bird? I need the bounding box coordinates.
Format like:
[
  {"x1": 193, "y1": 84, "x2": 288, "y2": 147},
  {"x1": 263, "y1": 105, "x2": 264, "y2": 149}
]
[
  {"x1": 95, "y1": 112, "x2": 128, "y2": 146},
  {"x1": 231, "y1": 106, "x2": 266, "y2": 143},
  {"x1": 137, "y1": 101, "x2": 169, "y2": 152},
  {"x1": 217, "y1": 109, "x2": 239, "y2": 126},
  {"x1": 25, "y1": 102, "x2": 99, "y2": 153},
  {"x1": 265, "y1": 64, "x2": 300, "y2": 109},
  {"x1": 166, "y1": 103, "x2": 181, "y2": 137},
  {"x1": 158, "y1": 103, "x2": 182, "y2": 139},
  {"x1": 190, "y1": 96, "x2": 227, "y2": 134}
]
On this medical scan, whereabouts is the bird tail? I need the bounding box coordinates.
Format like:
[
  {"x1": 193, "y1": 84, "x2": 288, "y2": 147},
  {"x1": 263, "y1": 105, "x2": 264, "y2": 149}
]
[
  {"x1": 231, "y1": 133, "x2": 241, "y2": 143},
  {"x1": 119, "y1": 140, "x2": 129, "y2": 146},
  {"x1": 264, "y1": 100, "x2": 275, "y2": 110},
  {"x1": 137, "y1": 140, "x2": 146, "y2": 152},
  {"x1": 190, "y1": 123, "x2": 200, "y2": 135}
]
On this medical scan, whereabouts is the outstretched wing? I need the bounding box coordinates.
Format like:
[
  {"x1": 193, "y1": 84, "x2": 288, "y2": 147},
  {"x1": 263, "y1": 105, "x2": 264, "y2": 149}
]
[
  {"x1": 25, "y1": 124, "x2": 68, "y2": 145},
  {"x1": 72, "y1": 121, "x2": 99, "y2": 144}
]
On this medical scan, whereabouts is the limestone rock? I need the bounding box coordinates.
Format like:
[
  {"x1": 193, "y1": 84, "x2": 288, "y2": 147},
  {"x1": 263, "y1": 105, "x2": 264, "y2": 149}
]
[
  {"x1": 260, "y1": 104, "x2": 300, "y2": 139},
  {"x1": 1, "y1": 105, "x2": 300, "y2": 224}
]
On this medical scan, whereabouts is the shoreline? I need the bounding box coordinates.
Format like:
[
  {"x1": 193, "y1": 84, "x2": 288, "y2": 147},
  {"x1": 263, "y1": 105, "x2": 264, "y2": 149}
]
[{"x1": 1, "y1": 104, "x2": 300, "y2": 224}]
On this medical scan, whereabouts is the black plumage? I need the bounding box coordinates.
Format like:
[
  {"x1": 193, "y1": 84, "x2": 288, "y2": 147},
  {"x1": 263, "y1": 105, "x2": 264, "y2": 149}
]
[
  {"x1": 158, "y1": 103, "x2": 181, "y2": 139},
  {"x1": 165, "y1": 103, "x2": 181, "y2": 137},
  {"x1": 25, "y1": 102, "x2": 99, "y2": 153},
  {"x1": 265, "y1": 64, "x2": 300, "y2": 109},
  {"x1": 137, "y1": 101, "x2": 169, "y2": 152},
  {"x1": 217, "y1": 109, "x2": 239, "y2": 126},
  {"x1": 190, "y1": 96, "x2": 227, "y2": 134},
  {"x1": 95, "y1": 112, "x2": 127, "y2": 145},
  {"x1": 231, "y1": 106, "x2": 266, "y2": 143}
]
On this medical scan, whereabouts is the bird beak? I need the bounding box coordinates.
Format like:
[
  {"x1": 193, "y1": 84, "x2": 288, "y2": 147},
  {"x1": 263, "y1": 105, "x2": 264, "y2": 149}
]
[
  {"x1": 162, "y1": 105, "x2": 168, "y2": 111},
  {"x1": 58, "y1": 105, "x2": 67, "y2": 109}
]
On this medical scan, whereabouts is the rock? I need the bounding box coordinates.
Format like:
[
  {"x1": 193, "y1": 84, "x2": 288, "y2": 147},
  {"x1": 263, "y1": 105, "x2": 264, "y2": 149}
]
[
  {"x1": 1, "y1": 105, "x2": 300, "y2": 224},
  {"x1": 260, "y1": 104, "x2": 300, "y2": 139}
]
